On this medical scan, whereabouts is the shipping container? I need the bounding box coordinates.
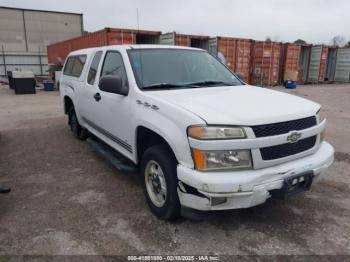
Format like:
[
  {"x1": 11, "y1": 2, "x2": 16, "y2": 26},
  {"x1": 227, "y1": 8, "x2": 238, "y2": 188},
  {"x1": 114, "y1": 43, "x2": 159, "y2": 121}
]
[
  {"x1": 250, "y1": 41, "x2": 283, "y2": 86},
  {"x1": 208, "y1": 37, "x2": 252, "y2": 83},
  {"x1": 334, "y1": 48, "x2": 350, "y2": 82},
  {"x1": 47, "y1": 27, "x2": 161, "y2": 63},
  {"x1": 325, "y1": 47, "x2": 337, "y2": 81},
  {"x1": 159, "y1": 32, "x2": 209, "y2": 49},
  {"x1": 308, "y1": 46, "x2": 323, "y2": 82},
  {"x1": 307, "y1": 45, "x2": 336, "y2": 83},
  {"x1": 282, "y1": 43, "x2": 312, "y2": 84}
]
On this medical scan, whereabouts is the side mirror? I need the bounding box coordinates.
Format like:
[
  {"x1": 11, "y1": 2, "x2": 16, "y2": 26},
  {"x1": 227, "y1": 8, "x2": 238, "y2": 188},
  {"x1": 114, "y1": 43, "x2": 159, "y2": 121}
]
[{"x1": 98, "y1": 75, "x2": 128, "y2": 96}]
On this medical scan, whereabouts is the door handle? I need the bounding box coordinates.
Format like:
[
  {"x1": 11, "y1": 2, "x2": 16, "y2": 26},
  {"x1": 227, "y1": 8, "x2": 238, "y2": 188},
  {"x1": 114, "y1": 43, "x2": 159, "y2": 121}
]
[{"x1": 94, "y1": 92, "x2": 101, "y2": 102}]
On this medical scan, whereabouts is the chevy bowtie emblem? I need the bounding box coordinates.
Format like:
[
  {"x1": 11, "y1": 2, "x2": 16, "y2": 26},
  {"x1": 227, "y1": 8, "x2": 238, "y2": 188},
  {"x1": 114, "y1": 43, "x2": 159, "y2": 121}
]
[{"x1": 287, "y1": 131, "x2": 302, "y2": 143}]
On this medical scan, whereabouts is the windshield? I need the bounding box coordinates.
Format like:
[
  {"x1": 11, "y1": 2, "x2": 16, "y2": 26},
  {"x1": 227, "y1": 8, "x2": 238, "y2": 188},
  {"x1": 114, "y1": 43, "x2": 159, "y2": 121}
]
[{"x1": 127, "y1": 48, "x2": 242, "y2": 90}]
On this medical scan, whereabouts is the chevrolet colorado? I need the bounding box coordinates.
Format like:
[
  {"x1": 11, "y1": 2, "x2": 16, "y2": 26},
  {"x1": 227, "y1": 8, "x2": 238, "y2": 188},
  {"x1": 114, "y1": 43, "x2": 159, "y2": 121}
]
[{"x1": 60, "y1": 45, "x2": 334, "y2": 220}]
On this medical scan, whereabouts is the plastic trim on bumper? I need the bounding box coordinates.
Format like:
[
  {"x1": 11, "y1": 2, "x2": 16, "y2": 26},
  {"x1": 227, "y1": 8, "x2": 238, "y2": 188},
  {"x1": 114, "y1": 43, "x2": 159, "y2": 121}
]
[{"x1": 177, "y1": 141, "x2": 334, "y2": 211}]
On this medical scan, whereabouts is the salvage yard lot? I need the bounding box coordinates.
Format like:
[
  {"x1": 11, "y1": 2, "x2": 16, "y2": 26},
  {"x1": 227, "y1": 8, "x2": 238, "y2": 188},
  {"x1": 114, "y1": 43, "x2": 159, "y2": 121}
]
[{"x1": 0, "y1": 83, "x2": 349, "y2": 255}]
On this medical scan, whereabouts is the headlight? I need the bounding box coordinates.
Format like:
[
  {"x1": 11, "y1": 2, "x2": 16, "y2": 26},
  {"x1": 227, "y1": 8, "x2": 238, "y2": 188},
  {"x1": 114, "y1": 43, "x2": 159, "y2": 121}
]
[
  {"x1": 317, "y1": 109, "x2": 325, "y2": 123},
  {"x1": 188, "y1": 126, "x2": 246, "y2": 140},
  {"x1": 192, "y1": 149, "x2": 252, "y2": 171}
]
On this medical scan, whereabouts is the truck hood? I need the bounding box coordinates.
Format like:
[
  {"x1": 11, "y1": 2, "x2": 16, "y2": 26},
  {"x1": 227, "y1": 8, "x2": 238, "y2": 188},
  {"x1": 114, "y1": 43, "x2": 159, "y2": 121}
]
[{"x1": 149, "y1": 85, "x2": 320, "y2": 126}]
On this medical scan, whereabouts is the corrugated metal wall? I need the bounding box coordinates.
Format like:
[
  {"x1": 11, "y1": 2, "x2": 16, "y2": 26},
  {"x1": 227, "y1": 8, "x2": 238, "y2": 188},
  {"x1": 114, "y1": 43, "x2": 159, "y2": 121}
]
[
  {"x1": 0, "y1": 8, "x2": 26, "y2": 52},
  {"x1": 250, "y1": 41, "x2": 282, "y2": 86},
  {"x1": 325, "y1": 48, "x2": 337, "y2": 81},
  {"x1": 48, "y1": 28, "x2": 161, "y2": 63},
  {"x1": 334, "y1": 48, "x2": 350, "y2": 82},
  {"x1": 235, "y1": 39, "x2": 252, "y2": 83},
  {"x1": 0, "y1": 7, "x2": 83, "y2": 76},
  {"x1": 0, "y1": 7, "x2": 83, "y2": 53},
  {"x1": 0, "y1": 53, "x2": 48, "y2": 76},
  {"x1": 24, "y1": 10, "x2": 83, "y2": 52},
  {"x1": 308, "y1": 46, "x2": 323, "y2": 82},
  {"x1": 159, "y1": 32, "x2": 209, "y2": 48},
  {"x1": 319, "y1": 46, "x2": 329, "y2": 81},
  {"x1": 283, "y1": 44, "x2": 300, "y2": 80},
  {"x1": 282, "y1": 44, "x2": 312, "y2": 84},
  {"x1": 47, "y1": 29, "x2": 109, "y2": 64},
  {"x1": 209, "y1": 37, "x2": 252, "y2": 82},
  {"x1": 308, "y1": 45, "x2": 330, "y2": 82}
]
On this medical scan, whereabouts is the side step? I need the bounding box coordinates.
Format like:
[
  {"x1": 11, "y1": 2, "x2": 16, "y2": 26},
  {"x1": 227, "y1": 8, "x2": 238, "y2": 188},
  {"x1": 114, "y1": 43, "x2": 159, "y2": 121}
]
[{"x1": 87, "y1": 137, "x2": 138, "y2": 173}]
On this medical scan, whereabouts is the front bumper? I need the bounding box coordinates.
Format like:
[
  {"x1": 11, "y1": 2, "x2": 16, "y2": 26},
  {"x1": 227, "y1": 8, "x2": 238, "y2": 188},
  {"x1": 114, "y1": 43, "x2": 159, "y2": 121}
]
[{"x1": 177, "y1": 141, "x2": 334, "y2": 211}]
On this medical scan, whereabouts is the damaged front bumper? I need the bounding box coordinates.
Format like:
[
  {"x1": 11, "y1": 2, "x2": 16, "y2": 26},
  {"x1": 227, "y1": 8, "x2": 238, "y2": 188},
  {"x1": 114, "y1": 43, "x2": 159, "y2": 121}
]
[{"x1": 177, "y1": 142, "x2": 334, "y2": 211}]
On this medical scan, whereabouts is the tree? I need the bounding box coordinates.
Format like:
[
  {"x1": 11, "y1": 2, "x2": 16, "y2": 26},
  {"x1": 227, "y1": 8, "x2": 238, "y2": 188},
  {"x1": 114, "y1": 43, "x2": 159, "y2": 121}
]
[
  {"x1": 265, "y1": 36, "x2": 272, "y2": 42},
  {"x1": 294, "y1": 39, "x2": 307, "y2": 45},
  {"x1": 331, "y1": 35, "x2": 346, "y2": 47},
  {"x1": 344, "y1": 41, "x2": 350, "y2": 48}
]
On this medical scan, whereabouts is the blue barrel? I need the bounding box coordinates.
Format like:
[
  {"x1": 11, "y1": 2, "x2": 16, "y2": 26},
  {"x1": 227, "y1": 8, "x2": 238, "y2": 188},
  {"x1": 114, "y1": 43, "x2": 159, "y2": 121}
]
[
  {"x1": 284, "y1": 80, "x2": 297, "y2": 89},
  {"x1": 43, "y1": 80, "x2": 54, "y2": 91}
]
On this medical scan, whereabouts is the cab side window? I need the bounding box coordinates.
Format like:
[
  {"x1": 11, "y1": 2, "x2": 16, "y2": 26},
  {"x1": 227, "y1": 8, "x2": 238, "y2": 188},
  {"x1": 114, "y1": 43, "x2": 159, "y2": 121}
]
[
  {"x1": 71, "y1": 55, "x2": 87, "y2": 77},
  {"x1": 87, "y1": 51, "x2": 103, "y2": 85},
  {"x1": 63, "y1": 55, "x2": 87, "y2": 77},
  {"x1": 63, "y1": 57, "x2": 75, "y2": 76},
  {"x1": 100, "y1": 51, "x2": 128, "y2": 89}
]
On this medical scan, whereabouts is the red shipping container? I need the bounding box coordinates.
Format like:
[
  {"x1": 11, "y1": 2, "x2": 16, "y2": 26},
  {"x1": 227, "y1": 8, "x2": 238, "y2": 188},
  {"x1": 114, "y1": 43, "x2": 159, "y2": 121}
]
[
  {"x1": 209, "y1": 37, "x2": 252, "y2": 83},
  {"x1": 176, "y1": 34, "x2": 209, "y2": 47},
  {"x1": 250, "y1": 41, "x2": 283, "y2": 86},
  {"x1": 282, "y1": 43, "x2": 312, "y2": 84},
  {"x1": 47, "y1": 27, "x2": 161, "y2": 64},
  {"x1": 319, "y1": 46, "x2": 329, "y2": 81},
  {"x1": 160, "y1": 32, "x2": 209, "y2": 48}
]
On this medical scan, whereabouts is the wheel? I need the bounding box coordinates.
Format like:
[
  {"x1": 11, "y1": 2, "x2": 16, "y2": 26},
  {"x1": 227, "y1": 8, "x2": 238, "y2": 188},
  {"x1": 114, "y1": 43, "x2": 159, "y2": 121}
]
[
  {"x1": 141, "y1": 144, "x2": 181, "y2": 221},
  {"x1": 68, "y1": 108, "x2": 89, "y2": 140}
]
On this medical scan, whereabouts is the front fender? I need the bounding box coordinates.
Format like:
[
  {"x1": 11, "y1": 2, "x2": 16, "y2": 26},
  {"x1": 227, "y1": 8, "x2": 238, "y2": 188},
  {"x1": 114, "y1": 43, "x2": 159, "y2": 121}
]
[
  {"x1": 134, "y1": 117, "x2": 193, "y2": 168},
  {"x1": 132, "y1": 104, "x2": 204, "y2": 168}
]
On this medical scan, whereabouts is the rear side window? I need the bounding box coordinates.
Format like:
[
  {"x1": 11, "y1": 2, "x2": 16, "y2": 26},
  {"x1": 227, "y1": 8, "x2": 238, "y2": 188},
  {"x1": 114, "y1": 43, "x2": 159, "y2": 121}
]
[
  {"x1": 63, "y1": 57, "x2": 75, "y2": 75},
  {"x1": 71, "y1": 55, "x2": 87, "y2": 77},
  {"x1": 87, "y1": 51, "x2": 103, "y2": 85},
  {"x1": 100, "y1": 51, "x2": 128, "y2": 88},
  {"x1": 63, "y1": 55, "x2": 87, "y2": 77}
]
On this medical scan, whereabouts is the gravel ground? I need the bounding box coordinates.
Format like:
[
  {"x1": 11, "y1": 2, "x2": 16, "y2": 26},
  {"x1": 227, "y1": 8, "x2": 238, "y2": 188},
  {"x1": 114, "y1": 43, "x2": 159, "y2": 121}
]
[{"x1": 0, "y1": 83, "x2": 349, "y2": 256}]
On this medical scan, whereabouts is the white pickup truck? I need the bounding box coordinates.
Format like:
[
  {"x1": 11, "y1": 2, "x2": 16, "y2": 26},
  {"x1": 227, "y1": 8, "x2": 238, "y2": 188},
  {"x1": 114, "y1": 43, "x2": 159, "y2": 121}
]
[{"x1": 60, "y1": 45, "x2": 334, "y2": 220}]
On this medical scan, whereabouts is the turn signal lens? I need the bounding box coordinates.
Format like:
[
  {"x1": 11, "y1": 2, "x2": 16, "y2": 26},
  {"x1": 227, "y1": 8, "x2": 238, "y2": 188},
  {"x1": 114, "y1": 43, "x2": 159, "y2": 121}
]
[
  {"x1": 188, "y1": 126, "x2": 246, "y2": 140},
  {"x1": 192, "y1": 149, "x2": 206, "y2": 170}
]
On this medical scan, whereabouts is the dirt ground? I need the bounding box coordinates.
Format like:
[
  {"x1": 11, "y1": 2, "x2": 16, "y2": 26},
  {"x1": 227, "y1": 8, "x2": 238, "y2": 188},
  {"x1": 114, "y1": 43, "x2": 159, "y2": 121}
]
[{"x1": 0, "y1": 83, "x2": 349, "y2": 256}]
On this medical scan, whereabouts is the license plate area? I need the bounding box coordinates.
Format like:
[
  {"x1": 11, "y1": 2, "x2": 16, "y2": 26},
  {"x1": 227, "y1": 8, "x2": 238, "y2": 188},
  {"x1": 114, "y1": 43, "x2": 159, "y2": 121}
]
[{"x1": 271, "y1": 171, "x2": 314, "y2": 199}]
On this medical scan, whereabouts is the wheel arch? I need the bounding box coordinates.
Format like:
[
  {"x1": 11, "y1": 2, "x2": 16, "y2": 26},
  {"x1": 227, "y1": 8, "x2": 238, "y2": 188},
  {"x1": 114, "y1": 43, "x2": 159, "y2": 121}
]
[
  {"x1": 135, "y1": 126, "x2": 179, "y2": 165},
  {"x1": 63, "y1": 95, "x2": 75, "y2": 115}
]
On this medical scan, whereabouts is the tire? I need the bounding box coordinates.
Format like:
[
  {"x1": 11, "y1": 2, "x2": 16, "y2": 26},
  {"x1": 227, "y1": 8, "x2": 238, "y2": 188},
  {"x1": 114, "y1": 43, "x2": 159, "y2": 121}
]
[
  {"x1": 141, "y1": 144, "x2": 181, "y2": 221},
  {"x1": 68, "y1": 108, "x2": 89, "y2": 140}
]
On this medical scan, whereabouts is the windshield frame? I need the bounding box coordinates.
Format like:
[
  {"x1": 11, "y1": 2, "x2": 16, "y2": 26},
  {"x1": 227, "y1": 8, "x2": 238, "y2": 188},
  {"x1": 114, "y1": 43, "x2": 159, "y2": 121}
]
[{"x1": 126, "y1": 48, "x2": 244, "y2": 91}]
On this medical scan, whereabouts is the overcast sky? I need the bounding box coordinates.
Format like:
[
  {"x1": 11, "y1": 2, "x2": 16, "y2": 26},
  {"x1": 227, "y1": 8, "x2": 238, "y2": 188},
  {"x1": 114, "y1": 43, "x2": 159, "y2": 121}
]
[{"x1": 2, "y1": 0, "x2": 349, "y2": 44}]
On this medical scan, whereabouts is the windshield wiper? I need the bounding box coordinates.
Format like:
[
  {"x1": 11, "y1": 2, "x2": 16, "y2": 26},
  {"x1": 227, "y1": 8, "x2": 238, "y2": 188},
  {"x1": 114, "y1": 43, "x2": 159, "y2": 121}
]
[
  {"x1": 142, "y1": 83, "x2": 197, "y2": 90},
  {"x1": 185, "y1": 80, "x2": 237, "y2": 86},
  {"x1": 141, "y1": 81, "x2": 236, "y2": 90}
]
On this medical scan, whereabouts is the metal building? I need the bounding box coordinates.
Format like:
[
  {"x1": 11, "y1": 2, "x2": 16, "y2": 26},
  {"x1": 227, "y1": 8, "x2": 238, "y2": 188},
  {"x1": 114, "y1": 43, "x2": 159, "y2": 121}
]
[{"x1": 0, "y1": 6, "x2": 83, "y2": 76}]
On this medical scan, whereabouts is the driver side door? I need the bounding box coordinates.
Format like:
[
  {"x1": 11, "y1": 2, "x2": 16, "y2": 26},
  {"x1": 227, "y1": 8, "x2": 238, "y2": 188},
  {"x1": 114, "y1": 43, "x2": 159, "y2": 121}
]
[{"x1": 91, "y1": 50, "x2": 133, "y2": 158}]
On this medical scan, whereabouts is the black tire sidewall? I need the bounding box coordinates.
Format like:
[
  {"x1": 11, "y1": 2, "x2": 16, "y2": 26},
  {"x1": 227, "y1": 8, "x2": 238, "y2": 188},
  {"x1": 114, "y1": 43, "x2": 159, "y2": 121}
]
[
  {"x1": 68, "y1": 109, "x2": 81, "y2": 138},
  {"x1": 68, "y1": 109, "x2": 89, "y2": 140},
  {"x1": 141, "y1": 144, "x2": 181, "y2": 220}
]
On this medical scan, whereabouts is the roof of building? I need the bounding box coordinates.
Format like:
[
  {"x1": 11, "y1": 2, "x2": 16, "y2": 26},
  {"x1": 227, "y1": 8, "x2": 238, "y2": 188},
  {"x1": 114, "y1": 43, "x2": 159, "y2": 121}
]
[{"x1": 0, "y1": 5, "x2": 82, "y2": 16}]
